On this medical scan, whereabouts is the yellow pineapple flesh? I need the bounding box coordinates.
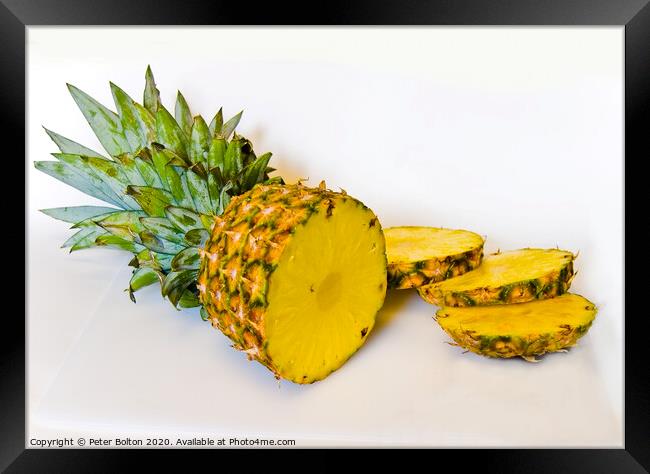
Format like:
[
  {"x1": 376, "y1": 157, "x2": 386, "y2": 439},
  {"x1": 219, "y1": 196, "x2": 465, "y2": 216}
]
[
  {"x1": 435, "y1": 293, "x2": 597, "y2": 360},
  {"x1": 418, "y1": 248, "x2": 575, "y2": 307},
  {"x1": 198, "y1": 183, "x2": 387, "y2": 383},
  {"x1": 385, "y1": 226, "x2": 484, "y2": 289}
]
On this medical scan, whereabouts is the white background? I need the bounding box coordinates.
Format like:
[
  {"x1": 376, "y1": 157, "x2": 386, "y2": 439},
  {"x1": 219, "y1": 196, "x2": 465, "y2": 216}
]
[{"x1": 27, "y1": 27, "x2": 623, "y2": 447}]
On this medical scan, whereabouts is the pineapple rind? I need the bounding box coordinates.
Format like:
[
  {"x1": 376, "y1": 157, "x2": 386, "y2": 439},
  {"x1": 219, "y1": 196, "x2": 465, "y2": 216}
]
[
  {"x1": 198, "y1": 183, "x2": 387, "y2": 383},
  {"x1": 388, "y1": 248, "x2": 484, "y2": 290},
  {"x1": 386, "y1": 227, "x2": 484, "y2": 289},
  {"x1": 418, "y1": 248, "x2": 575, "y2": 307},
  {"x1": 435, "y1": 293, "x2": 597, "y2": 359}
]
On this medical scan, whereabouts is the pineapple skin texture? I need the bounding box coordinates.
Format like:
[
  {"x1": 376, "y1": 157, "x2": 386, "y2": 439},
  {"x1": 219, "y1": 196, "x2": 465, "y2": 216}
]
[
  {"x1": 418, "y1": 259, "x2": 575, "y2": 307},
  {"x1": 440, "y1": 323, "x2": 593, "y2": 359},
  {"x1": 388, "y1": 247, "x2": 484, "y2": 290},
  {"x1": 197, "y1": 183, "x2": 384, "y2": 382}
]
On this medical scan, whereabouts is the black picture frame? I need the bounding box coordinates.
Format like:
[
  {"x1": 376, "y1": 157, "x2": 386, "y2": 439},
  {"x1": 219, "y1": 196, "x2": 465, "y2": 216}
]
[{"x1": 4, "y1": 0, "x2": 647, "y2": 470}]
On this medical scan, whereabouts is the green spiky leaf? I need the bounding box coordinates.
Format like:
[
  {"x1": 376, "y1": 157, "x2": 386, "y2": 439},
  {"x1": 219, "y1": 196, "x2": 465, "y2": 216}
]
[
  {"x1": 128, "y1": 267, "x2": 160, "y2": 302},
  {"x1": 40, "y1": 206, "x2": 118, "y2": 224},
  {"x1": 175, "y1": 92, "x2": 192, "y2": 137},
  {"x1": 207, "y1": 137, "x2": 226, "y2": 171},
  {"x1": 185, "y1": 170, "x2": 212, "y2": 215},
  {"x1": 178, "y1": 290, "x2": 201, "y2": 308},
  {"x1": 219, "y1": 111, "x2": 243, "y2": 140},
  {"x1": 150, "y1": 144, "x2": 171, "y2": 192},
  {"x1": 206, "y1": 173, "x2": 221, "y2": 211},
  {"x1": 164, "y1": 206, "x2": 203, "y2": 233},
  {"x1": 134, "y1": 157, "x2": 164, "y2": 188},
  {"x1": 134, "y1": 102, "x2": 157, "y2": 144},
  {"x1": 184, "y1": 228, "x2": 209, "y2": 247},
  {"x1": 43, "y1": 128, "x2": 105, "y2": 159},
  {"x1": 208, "y1": 108, "x2": 223, "y2": 136},
  {"x1": 144, "y1": 66, "x2": 160, "y2": 114},
  {"x1": 134, "y1": 248, "x2": 173, "y2": 272},
  {"x1": 162, "y1": 270, "x2": 199, "y2": 307},
  {"x1": 126, "y1": 185, "x2": 174, "y2": 217},
  {"x1": 223, "y1": 139, "x2": 243, "y2": 179},
  {"x1": 209, "y1": 166, "x2": 225, "y2": 188},
  {"x1": 65, "y1": 225, "x2": 107, "y2": 249},
  {"x1": 95, "y1": 234, "x2": 145, "y2": 253},
  {"x1": 140, "y1": 217, "x2": 186, "y2": 245},
  {"x1": 113, "y1": 154, "x2": 147, "y2": 187},
  {"x1": 189, "y1": 116, "x2": 210, "y2": 165},
  {"x1": 111, "y1": 82, "x2": 151, "y2": 152},
  {"x1": 96, "y1": 211, "x2": 147, "y2": 240},
  {"x1": 171, "y1": 247, "x2": 200, "y2": 271},
  {"x1": 216, "y1": 182, "x2": 233, "y2": 215},
  {"x1": 156, "y1": 105, "x2": 189, "y2": 161},
  {"x1": 52, "y1": 153, "x2": 128, "y2": 208},
  {"x1": 139, "y1": 230, "x2": 185, "y2": 254},
  {"x1": 80, "y1": 156, "x2": 140, "y2": 210},
  {"x1": 180, "y1": 172, "x2": 199, "y2": 210},
  {"x1": 162, "y1": 164, "x2": 184, "y2": 206},
  {"x1": 35, "y1": 161, "x2": 122, "y2": 207},
  {"x1": 67, "y1": 84, "x2": 131, "y2": 157},
  {"x1": 241, "y1": 152, "x2": 272, "y2": 190}
]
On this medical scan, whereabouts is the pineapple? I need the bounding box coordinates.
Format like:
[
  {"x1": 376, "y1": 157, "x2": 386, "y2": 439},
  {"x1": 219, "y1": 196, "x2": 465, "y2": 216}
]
[
  {"x1": 36, "y1": 69, "x2": 387, "y2": 383},
  {"x1": 385, "y1": 226, "x2": 484, "y2": 289},
  {"x1": 435, "y1": 293, "x2": 597, "y2": 360},
  {"x1": 198, "y1": 182, "x2": 387, "y2": 383},
  {"x1": 418, "y1": 248, "x2": 575, "y2": 307}
]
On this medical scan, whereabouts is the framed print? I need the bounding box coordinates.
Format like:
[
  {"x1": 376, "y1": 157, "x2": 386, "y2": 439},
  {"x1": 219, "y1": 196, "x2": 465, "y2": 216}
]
[{"x1": 3, "y1": 0, "x2": 648, "y2": 470}]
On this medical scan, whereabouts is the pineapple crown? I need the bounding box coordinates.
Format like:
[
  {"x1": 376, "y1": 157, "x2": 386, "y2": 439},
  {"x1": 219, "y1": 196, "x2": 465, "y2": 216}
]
[{"x1": 36, "y1": 67, "x2": 283, "y2": 309}]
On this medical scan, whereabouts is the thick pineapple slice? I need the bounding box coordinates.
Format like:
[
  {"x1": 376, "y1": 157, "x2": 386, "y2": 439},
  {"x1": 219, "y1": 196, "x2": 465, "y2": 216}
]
[
  {"x1": 418, "y1": 248, "x2": 575, "y2": 307},
  {"x1": 385, "y1": 226, "x2": 484, "y2": 289},
  {"x1": 435, "y1": 293, "x2": 597, "y2": 360},
  {"x1": 198, "y1": 183, "x2": 387, "y2": 384}
]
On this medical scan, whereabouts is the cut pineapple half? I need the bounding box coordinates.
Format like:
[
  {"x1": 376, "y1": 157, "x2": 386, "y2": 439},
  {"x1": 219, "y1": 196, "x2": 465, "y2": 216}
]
[
  {"x1": 265, "y1": 200, "x2": 387, "y2": 383},
  {"x1": 418, "y1": 248, "x2": 575, "y2": 307},
  {"x1": 199, "y1": 183, "x2": 387, "y2": 384},
  {"x1": 435, "y1": 293, "x2": 597, "y2": 360},
  {"x1": 385, "y1": 226, "x2": 484, "y2": 289}
]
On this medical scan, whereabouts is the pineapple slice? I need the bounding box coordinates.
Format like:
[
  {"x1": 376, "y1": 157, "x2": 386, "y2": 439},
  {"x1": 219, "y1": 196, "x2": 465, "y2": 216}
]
[
  {"x1": 385, "y1": 226, "x2": 484, "y2": 289},
  {"x1": 435, "y1": 293, "x2": 597, "y2": 360},
  {"x1": 198, "y1": 183, "x2": 387, "y2": 383},
  {"x1": 418, "y1": 248, "x2": 575, "y2": 307}
]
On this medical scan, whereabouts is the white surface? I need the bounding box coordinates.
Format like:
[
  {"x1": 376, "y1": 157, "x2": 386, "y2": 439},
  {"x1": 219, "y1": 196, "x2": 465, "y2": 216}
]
[{"x1": 27, "y1": 27, "x2": 624, "y2": 447}]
